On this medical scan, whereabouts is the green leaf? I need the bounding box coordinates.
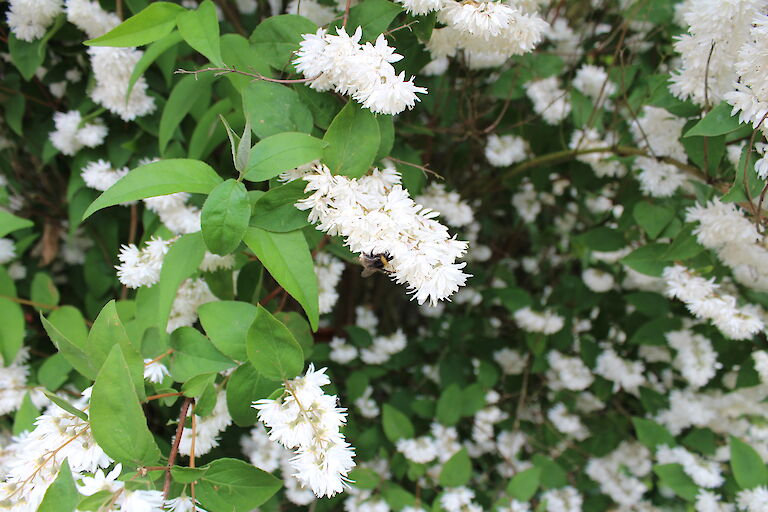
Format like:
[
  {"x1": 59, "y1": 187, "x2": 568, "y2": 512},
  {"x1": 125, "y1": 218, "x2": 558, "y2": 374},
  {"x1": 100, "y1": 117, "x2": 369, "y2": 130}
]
[
  {"x1": 159, "y1": 73, "x2": 214, "y2": 154},
  {"x1": 243, "y1": 227, "x2": 319, "y2": 330},
  {"x1": 662, "y1": 225, "x2": 705, "y2": 260},
  {"x1": 170, "y1": 327, "x2": 236, "y2": 382},
  {"x1": 176, "y1": 0, "x2": 223, "y2": 65},
  {"x1": 245, "y1": 132, "x2": 325, "y2": 182},
  {"x1": 199, "y1": 300, "x2": 257, "y2": 361},
  {"x1": 226, "y1": 363, "x2": 281, "y2": 426},
  {"x1": 653, "y1": 464, "x2": 698, "y2": 501},
  {"x1": 722, "y1": 143, "x2": 764, "y2": 203},
  {"x1": 376, "y1": 115, "x2": 395, "y2": 160},
  {"x1": 633, "y1": 202, "x2": 674, "y2": 239},
  {"x1": 87, "y1": 300, "x2": 145, "y2": 399},
  {"x1": 89, "y1": 345, "x2": 161, "y2": 466},
  {"x1": 82, "y1": 159, "x2": 222, "y2": 220},
  {"x1": 730, "y1": 436, "x2": 768, "y2": 489},
  {"x1": 85, "y1": 2, "x2": 184, "y2": 47},
  {"x1": 350, "y1": 468, "x2": 381, "y2": 490},
  {"x1": 345, "y1": 0, "x2": 403, "y2": 40},
  {"x1": 9, "y1": 34, "x2": 45, "y2": 81},
  {"x1": 621, "y1": 243, "x2": 670, "y2": 277},
  {"x1": 532, "y1": 455, "x2": 568, "y2": 489},
  {"x1": 41, "y1": 390, "x2": 88, "y2": 420},
  {"x1": 382, "y1": 403, "x2": 414, "y2": 442},
  {"x1": 250, "y1": 180, "x2": 309, "y2": 232},
  {"x1": 323, "y1": 101, "x2": 380, "y2": 178},
  {"x1": 243, "y1": 81, "x2": 313, "y2": 139},
  {"x1": 195, "y1": 458, "x2": 282, "y2": 511},
  {"x1": 575, "y1": 227, "x2": 626, "y2": 251},
  {"x1": 40, "y1": 311, "x2": 96, "y2": 379},
  {"x1": 30, "y1": 272, "x2": 59, "y2": 310},
  {"x1": 436, "y1": 384, "x2": 463, "y2": 426},
  {"x1": 246, "y1": 305, "x2": 304, "y2": 381},
  {"x1": 249, "y1": 15, "x2": 317, "y2": 70},
  {"x1": 189, "y1": 100, "x2": 232, "y2": 160},
  {"x1": 13, "y1": 393, "x2": 40, "y2": 435},
  {"x1": 0, "y1": 210, "x2": 33, "y2": 237},
  {"x1": 182, "y1": 372, "x2": 216, "y2": 397},
  {"x1": 201, "y1": 179, "x2": 250, "y2": 255},
  {"x1": 0, "y1": 298, "x2": 24, "y2": 365},
  {"x1": 507, "y1": 467, "x2": 541, "y2": 502},
  {"x1": 38, "y1": 461, "x2": 78, "y2": 512},
  {"x1": 219, "y1": 34, "x2": 273, "y2": 91},
  {"x1": 127, "y1": 31, "x2": 183, "y2": 99},
  {"x1": 632, "y1": 417, "x2": 676, "y2": 450},
  {"x1": 439, "y1": 449, "x2": 471, "y2": 487},
  {"x1": 684, "y1": 102, "x2": 743, "y2": 137}
]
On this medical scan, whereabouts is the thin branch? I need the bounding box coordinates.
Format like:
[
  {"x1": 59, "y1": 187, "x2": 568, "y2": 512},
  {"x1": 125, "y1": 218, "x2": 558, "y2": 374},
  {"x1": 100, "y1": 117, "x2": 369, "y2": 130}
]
[
  {"x1": 164, "y1": 397, "x2": 193, "y2": 499},
  {"x1": 0, "y1": 294, "x2": 59, "y2": 310},
  {"x1": 175, "y1": 67, "x2": 318, "y2": 84},
  {"x1": 259, "y1": 286, "x2": 284, "y2": 306},
  {"x1": 343, "y1": 0, "x2": 352, "y2": 27}
]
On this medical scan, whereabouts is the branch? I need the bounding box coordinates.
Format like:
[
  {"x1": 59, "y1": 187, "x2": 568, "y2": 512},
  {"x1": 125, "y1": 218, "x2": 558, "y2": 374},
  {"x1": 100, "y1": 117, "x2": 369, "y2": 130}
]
[
  {"x1": 175, "y1": 67, "x2": 318, "y2": 84},
  {"x1": 163, "y1": 397, "x2": 193, "y2": 499}
]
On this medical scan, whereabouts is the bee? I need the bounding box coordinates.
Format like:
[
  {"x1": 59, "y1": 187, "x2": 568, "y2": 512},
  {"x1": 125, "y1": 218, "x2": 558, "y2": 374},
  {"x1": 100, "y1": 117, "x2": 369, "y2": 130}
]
[{"x1": 359, "y1": 252, "x2": 394, "y2": 277}]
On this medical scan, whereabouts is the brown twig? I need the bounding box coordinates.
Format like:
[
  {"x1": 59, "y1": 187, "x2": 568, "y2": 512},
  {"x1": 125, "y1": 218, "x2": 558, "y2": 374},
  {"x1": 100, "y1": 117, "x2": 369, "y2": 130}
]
[
  {"x1": 343, "y1": 0, "x2": 352, "y2": 27},
  {"x1": 259, "y1": 286, "x2": 284, "y2": 305},
  {"x1": 0, "y1": 294, "x2": 59, "y2": 310},
  {"x1": 164, "y1": 397, "x2": 193, "y2": 499},
  {"x1": 146, "y1": 392, "x2": 183, "y2": 401},
  {"x1": 175, "y1": 67, "x2": 317, "y2": 84}
]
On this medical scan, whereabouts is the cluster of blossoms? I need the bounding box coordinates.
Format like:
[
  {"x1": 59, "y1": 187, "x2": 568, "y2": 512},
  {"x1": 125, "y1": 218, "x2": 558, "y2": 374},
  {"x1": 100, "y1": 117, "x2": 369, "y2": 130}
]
[
  {"x1": 294, "y1": 27, "x2": 427, "y2": 115},
  {"x1": 315, "y1": 252, "x2": 345, "y2": 315},
  {"x1": 253, "y1": 365, "x2": 355, "y2": 498},
  {"x1": 293, "y1": 164, "x2": 469, "y2": 305},
  {"x1": 425, "y1": 0, "x2": 548, "y2": 71},
  {"x1": 663, "y1": 264, "x2": 764, "y2": 340},
  {"x1": 49, "y1": 111, "x2": 108, "y2": 156}
]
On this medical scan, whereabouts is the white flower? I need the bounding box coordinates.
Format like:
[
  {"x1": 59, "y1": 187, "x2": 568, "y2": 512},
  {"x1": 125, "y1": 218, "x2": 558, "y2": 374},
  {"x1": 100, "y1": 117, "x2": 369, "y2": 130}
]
[
  {"x1": 286, "y1": 0, "x2": 336, "y2": 25},
  {"x1": 415, "y1": 182, "x2": 475, "y2": 228},
  {"x1": 294, "y1": 164, "x2": 470, "y2": 306},
  {"x1": 81, "y1": 159, "x2": 129, "y2": 192},
  {"x1": 294, "y1": 28, "x2": 427, "y2": 115},
  {"x1": 666, "y1": 329, "x2": 720, "y2": 388},
  {"x1": 573, "y1": 64, "x2": 616, "y2": 107},
  {"x1": 144, "y1": 192, "x2": 202, "y2": 235},
  {"x1": 252, "y1": 365, "x2": 355, "y2": 498},
  {"x1": 178, "y1": 391, "x2": 232, "y2": 457},
  {"x1": 546, "y1": 351, "x2": 594, "y2": 391},
  {"x1": 494, "y1": 348, "x2": 526, "y2": 375},
  {"x1": 167, "y1": 278, "x2": 218, "y2": 333},
  {"x1": 165, "y1": 496, "x2": 208, "y2": 512},
  {"x1": 513, "y1": 306, "x2": 564, "y2": 334},
  {"x1": 737, "y1": 486, "x2": 768, "y2": 512},
  {"x1": 121, "y1": 489, "x2": 165, "y2": 512},
  {"x1": 6, "y1": 0, "x2": 62, "y2": 42},
  {"x1": 0, "y1": 238, "x2": 17, "y2": 264},
  {"x1": 143, "y1": 358, "x2": 170, "y2": 384},
  {"x1": 49, "y1": 111, "x2": 108, "y2": 156},
  {"x1": 396, "y1": 436, "x2": 438, "y2": 464},
  {"x1": 115, "y1": 237, "x2": 171, "y2": 289},
  {"x1": 595, "y1": 348, "x2": 645, "y2": 394},
  {"x1": 315, "y1": 253, "x2": 345, "y2": 315},
  {"x1": 582, "y1": 268, "x2": 614, "y2": 292},
  {"x1": 485, "y1": 134, "x2": 529, "y2": 167},
  {"x1": 657, "y1": 445, "x2": 723, "y2": 488},
  {"x1": 526, "y1": 77, "x2": 571, "y2": 125},
  {"x1": 88, "y1": 47, "x2": 156, "y2": 121},
  {"x1": 394, "y1": 0, "x2": 442, "y2": 15},
  {"x1": 541, "y1": 486, "x2": 582, "y2": 512}
]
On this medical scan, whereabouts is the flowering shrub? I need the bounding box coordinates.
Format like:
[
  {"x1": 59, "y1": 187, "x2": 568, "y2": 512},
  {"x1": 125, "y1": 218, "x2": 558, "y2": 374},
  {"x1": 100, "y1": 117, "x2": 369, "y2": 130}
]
[{"x1": 4, "y1": 0, "x2": 768, "y2": 510}]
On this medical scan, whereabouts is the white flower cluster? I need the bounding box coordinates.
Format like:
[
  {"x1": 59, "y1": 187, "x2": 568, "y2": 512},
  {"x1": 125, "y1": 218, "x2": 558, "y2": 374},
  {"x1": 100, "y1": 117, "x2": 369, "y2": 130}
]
[
  {"x1": 726, "y1": 12, "x2": 768, "y2": 130},
  {"x1": 115, "y1": 236, "x2": 172, "y2": 289},
  {"x1": 595, "y1": 348, "x2": 646, "y2": 394},
  {"x1": 0, "y1": 395, "x2": 111, "y2": 511},
  {"x1": 167, "y1": 278, "x2": 218, "y2": 333},
  {"x1": 253, "y1": 365, "x2": 355, "y2": 498},
  {"x1": 0, "y1": 238, "x2": 17, "y2": 265},
  {"x1": 512, "y1": 306, "x2": 564, "y2": 334},
  {"x1": 663, "y1": 264, "x2": 764, "y2": 340},
  {"x1": 670, "y1": 0, "x2": 762, "y2": 106},
  {"x1": 65, "y1": 0, "x2": 156, "y2": 121},
  {"x1": 581, "y1": 268, "x2": 614, "y2": 293},
  {"x1": 526, "y1": 77, "x2": 571, "y2": 125},
  {"x1": 315, "y1": 252, "x2": 345, "y2": 315},
  {"x1": 425, "y1": 0, "x2": 548, "y2": 70},
  {"x1": 396, "y1": 421, "x2": 461, "y2": 465},
  {"x1": 441, "y1": 486, "x2": 482, "y2": 512},
  {"x1": 415, "y1": 182, "x2": 475, "y2": 228},
  {"x1": 484, "y1": 134, "x2": 530, "y2": 168},
  {"x1": 144, "y1": 192, "x2": 202, "y2": 235},
  {"x1": 541, "y1": 487, "x2": 582, "y2": 512},
  {"x1": 329, "y1": 307, "x2": 408, "y2": 365},
  {"x1": 547, "y1": 403, "x2": 588, "y2": 441},
  {"x1": 286, "y1": 0, "x2": 336, "y2": 25},
  {"x1": 294, "y1": 27, "x2": 427, "y2": 115},
  {"x1": 687, "y1": 199, "x2": 768, "y2": 292},
  {"x1": 585, "y1": 442, "x2": 651, "y2": 507},
  {"x1": 0, "y1": 349, "x2": 44, "y2": 416},
  {"x1": 657, "y1": 445, "x2": 724, "y2": 488},
  {"x1": 294, "y1": 164, "x2": 470, "y2": 306},
  {"x1": 572, "y1": 64, "x2": 616, "y2": 108},
  {"x1": 178, "y1": 391, "x2": 232, "y2": 456},
  {"x1": 50, "y1": 111, "x2": 108, "y2": 156},
  {"x1": 80, "y1": 159, "x2": 129, "y2": 192},
  {"x1": 494, "y1": 347, "x2": 526, "y2": 375},
  {"x1": 6, "y1": 0, "x2": 62, "y2": 42},
  {"x1": 546, "y1": 350, "x2": 594, "y2": 391},
  {"x1": 666, "y1": 329, "x2": 720, "y2": 389}
]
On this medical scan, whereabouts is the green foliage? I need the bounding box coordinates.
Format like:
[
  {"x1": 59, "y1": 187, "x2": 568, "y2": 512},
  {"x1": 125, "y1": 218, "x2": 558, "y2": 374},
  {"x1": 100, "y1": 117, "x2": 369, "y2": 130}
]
[
  {"x1": 193, "y1": 458, "x2": 283, "y2": 511},
  {"x1": 730, "y1": 436, "x2": 768, "y2": 489},
  {"x1": 246, "y1": 305, "x2": 305, "y2": 381},
  {"x1": 85, "y1": 2, "x2": 184, "y2": 47},
  {"x1": 38, "y1": 461, "x2": 79, "y2": 512},
  {"x1": 382, "y1": 403, "x2": 414, "y2": 441},
  {"x1": 201, "y1": 179, "x2": 250, "y2": 254},
  {"x1": 323, "y1": 101, "x2": 381, "y2": 178},
  {"x1": 176, "y1": 0, "x2": 223, "y2": 65},
  {"x1": 439, "y1": 449, "x2": 471, "y2": 487},
  {"x1": 245, "y1": 132, "x2": 325, "y2": 182}
]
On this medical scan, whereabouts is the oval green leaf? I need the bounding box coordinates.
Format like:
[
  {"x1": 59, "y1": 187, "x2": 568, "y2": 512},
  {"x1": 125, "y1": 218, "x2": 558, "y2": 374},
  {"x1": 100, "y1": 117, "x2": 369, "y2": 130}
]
[
  {"x1": 201, "y1": 179, "x2": 251, "y2": 255},
  {"x1": 246, "y1": 305, "x2": 304, "y2": 381},
  {"x1": 176, "y1": 0, "x2": 223, "y2": 65},
  {"x1": 323, "y1": 101, "x2": 380, "y2": 178},
  {"x1": 82, "y1": 159, "x2": 223, "y2": 220},
  {"x1": 245, "y1": 132, "x2": 325, "y2": 182},
  {"x1": 85, "y1": 2, "x2": 184, "y2": 47}
]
